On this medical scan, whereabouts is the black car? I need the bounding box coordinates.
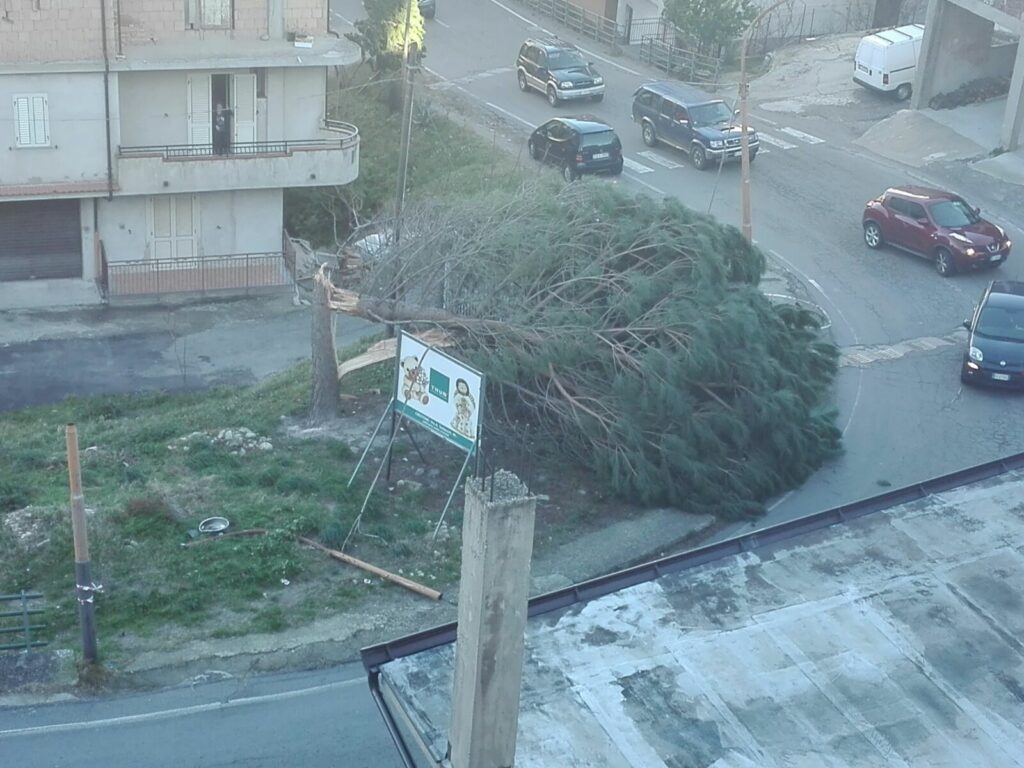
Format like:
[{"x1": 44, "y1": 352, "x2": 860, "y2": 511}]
[
  {"x1": 631, "y1": 81, "x2": 758, "y2": 170},
  {"x1": 528, "y1": 117, "x2": 623, "y2": 182},
  {"x1": 962, "y1": 280, "x2": 1024, "y2": 388},
  {"x1": 516, "y1": 38, "x2": 604, "y2": 107},
  {"x1": 417, "y1": 0, "x2": 435, "y2": 19}
]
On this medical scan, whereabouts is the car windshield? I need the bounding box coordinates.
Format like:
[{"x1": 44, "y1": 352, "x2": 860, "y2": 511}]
[
  {"x1": 929, "y1": 200, "x2": 980, "y2": 228},
  {"x1": 547, "y1": 50, "x2": 587, "y2": 70},
  {"x1": 976, "y1": 304, "x2": 1024, "y2": 342},
  {"x1": 580, "y1": 130, "x2": 617, "y2": 148},
  {"x1": 690, "y1": 102, "x2": 734, "y2": 127}
]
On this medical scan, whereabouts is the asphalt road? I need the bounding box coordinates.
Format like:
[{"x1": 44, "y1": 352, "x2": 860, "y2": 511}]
[
  {"x1": 0, "y1": 664, "x2": 401, "y2": 768},
  {"x1": 354, "y1": 0, "x2": 1024, "y2": 527}
]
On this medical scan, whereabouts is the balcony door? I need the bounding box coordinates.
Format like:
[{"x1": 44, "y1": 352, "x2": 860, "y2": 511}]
[
  {"x1": 148, "y1": 194, "x2": 198, "y2": 260},
  {"x1": 187, "y1": 73, "x2": 256, "y2": 150}
]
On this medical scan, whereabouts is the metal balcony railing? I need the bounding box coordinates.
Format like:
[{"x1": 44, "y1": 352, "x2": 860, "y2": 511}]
[
  {"x1": 102, "y1": 251, "x2": 293, "y2": 297},
  {"x1": 119, "y1": 124, "x2": 359, "y2": 160}
]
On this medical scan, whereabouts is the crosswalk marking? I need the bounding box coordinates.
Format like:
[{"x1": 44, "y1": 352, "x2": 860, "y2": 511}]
[
  {"x1": 623, "y1": 157, "x2": 655, "y2": 174},
  {"x1": 757, "y1": 133, "x2": 797, "y2": 150},
  {"x1": 637, "y1": 150, "x2": 684, "y2": 169},
  {"x1": 839, "y1": 330, "x2": 967, "y2": 367},
  {"x1": 779, "y1": 126, "x2": 825, "y2": 144}
]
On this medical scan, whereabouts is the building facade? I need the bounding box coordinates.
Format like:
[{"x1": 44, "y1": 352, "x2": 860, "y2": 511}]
[{"x1": 0, "y1": 0, "x2": 360, "y2": 308}]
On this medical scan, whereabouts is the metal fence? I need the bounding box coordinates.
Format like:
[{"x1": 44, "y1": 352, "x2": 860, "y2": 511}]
[
  {"x1": 1, "y1": 591, "x2": 47, "y2": 652},
  {"x1": 103, "y1": 252, "x2": 293, "y2": 297},
  {"x1": 639, "y1": 37, "x2": 722, "y2": 85},
  {"x1": 510, "y1": 0, "x2": 622, "y2": 47}
]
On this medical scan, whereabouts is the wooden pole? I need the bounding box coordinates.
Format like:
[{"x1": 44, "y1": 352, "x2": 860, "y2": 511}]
[
  {"x1": 298, "y1": 536, "x2": 442, "y2": 601},
  {"x1": 66, "y1": 424, "x2": 98, "y2": 663}
]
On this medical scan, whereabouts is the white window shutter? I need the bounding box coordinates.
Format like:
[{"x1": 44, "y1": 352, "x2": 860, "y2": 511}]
[
  {"x1": 14, "y1": 96, "x2": 31, "y2": 146},
  {"x1": 33, "y1": 96, "x2": 48, "y2": 145}
]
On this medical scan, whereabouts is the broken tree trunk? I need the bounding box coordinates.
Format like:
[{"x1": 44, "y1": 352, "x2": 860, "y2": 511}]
[{"x1": 310, "y1": 265, "x2": 341, "y2": 422}]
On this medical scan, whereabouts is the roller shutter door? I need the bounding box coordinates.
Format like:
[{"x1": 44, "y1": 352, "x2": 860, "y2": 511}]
[{"x1": 0, "y1": 200, "x2": 82, "y2": 281}]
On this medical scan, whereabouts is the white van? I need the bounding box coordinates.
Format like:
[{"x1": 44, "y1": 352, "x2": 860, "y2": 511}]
[{"x1": 853, "y1": 24, "x2": 924, "y2": 101}]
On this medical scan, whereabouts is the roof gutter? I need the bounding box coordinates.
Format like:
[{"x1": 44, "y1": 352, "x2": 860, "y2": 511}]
[{"x1": 368, "y1": 667, "x2": 429, "y2": 768}]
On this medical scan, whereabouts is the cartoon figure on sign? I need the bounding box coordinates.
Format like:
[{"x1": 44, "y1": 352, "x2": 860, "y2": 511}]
[
  {"x1": 450, "y1": 378, "x2": 476, "y2": 439},
  {"x1": 400, "y1": 356, "x2": 429, "y2": 404}
]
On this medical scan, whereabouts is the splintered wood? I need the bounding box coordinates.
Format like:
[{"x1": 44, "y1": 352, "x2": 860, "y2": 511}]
[{"x1": 336, "y1": 329, "x2": 453, "y2": 382}]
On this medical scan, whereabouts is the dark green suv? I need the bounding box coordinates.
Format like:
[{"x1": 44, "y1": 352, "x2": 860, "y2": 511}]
[{"x1": 516, "y1": 38, "x2": 605, "y2": 107}]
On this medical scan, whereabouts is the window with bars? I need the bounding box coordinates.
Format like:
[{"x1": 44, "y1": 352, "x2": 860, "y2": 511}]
[
  {"x1": 186, "y1": 0, "x2": 233, "y2": 29},
  {"x1": 13, "y1": 94, "x2": 49, "y2": 148}
]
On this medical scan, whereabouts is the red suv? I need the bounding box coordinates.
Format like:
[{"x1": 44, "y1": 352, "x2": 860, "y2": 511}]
[{"x1": 862, "y1": 186, "x2": 1012, "y2": 276}]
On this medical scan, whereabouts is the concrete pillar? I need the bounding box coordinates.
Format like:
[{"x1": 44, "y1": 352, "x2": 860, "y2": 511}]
[
  {"x1": 913, "y1": 0, "x2": 995, "y2": 110},
  {"x1": 449, "y1": 471, "x2": 537, "y2": 768},
  {"x1": 1002, "y1": 42, "x2": 1024, "y2": 151}
]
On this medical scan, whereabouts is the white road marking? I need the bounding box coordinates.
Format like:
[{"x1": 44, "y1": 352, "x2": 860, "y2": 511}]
[
  {"x1": 434, "y1": 18, "x2": 452, "y2": 28},
  {"x1": 757, "y1": 133, "x2": 797, "y2": 150},
  {"x1": 484, "y1": 102, "x2": 534, "y2": 127},
  {"x1": 623, "y1": 172, "x2": 665, "y2": 195},
  {"x1": 753, "y1": 114, "x2": 778, "y2": 126},
  {"x1": 637, "y1": 150, "x2": 683, "y2": 169},
  {"x1": 484, "y1": 0, "x2": 642, "y2": 75},
  {"x1": 329, "y1": 10, "x2": 353, "y2": 26},
  {"x1": 0, "y1": 679, "x2": 362, "y2": 738},
  {"x1": 839, "y1": 330, "x2": 967, "y2": 367},
  {"x1": 623, "y1": 157, "x2": 655, "y2": 174},
  {"x1": 779, "y1": 126, "x2": 825, "y2": 144}
]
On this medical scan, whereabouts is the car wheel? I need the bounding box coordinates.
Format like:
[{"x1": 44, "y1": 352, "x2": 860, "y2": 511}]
[
  {"x1": 863, "y1": 221, "x2": 883, "y2": 249},
  {"x1": 547, "y1": 86, "x2": 560, "y2": 107},
  {"x1": 961, "y1": 366, "x2": 973, "y2": 386},
  {"x1": 691, "y1": 144, "x2": 708, "y2": 171},
  {"x1": 749, "y1": 150, "x2": 758, "y2": 163},
  {"x1": 563, "y1": 164, "x2": 577, "y2": 182},
  {"x1": 642, "y1": 122, "x2": 657, "y2": 147},
  {"x1": 517, "y1": 70, "x2": 529, "y2": 92},
  {"x1": 529, "y1": 139, "x2": 542, "y2": 161},
  {"x1": 591, "y1": 94, "x2": 604, "y2": 103},
  {"x1": 935, "y1": 247, "x2": 956, "y2": 277},
  {"x1": 611, "y1": 160, "x2": 623, "y2": 175},
  {"x1": 895, "y1": 83, "x2": 912, "y2": 101}
]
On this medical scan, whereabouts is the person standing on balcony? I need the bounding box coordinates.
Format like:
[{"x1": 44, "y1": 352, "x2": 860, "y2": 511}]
[{"x1": 213, "y1": 103, "x2": 233, "y2": 155}]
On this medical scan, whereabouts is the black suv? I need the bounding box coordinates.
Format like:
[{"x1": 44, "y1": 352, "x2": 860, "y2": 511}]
[
  {"x1": 631, "y1": 81, "x2": 758, "y2": 170},
  {"x1": 962, "y1": 280, "x2": 1024, "y2": 389},
  {"x1": 528, "y1": 117, "x2": 622, "y2": 182},
  {"x1": 516, "y1": 38, "x2": 605, "y2": 107}
]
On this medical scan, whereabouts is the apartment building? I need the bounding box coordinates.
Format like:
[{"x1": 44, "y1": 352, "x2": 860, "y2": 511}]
[{"x1": 0, "y1": 0, "x2": 360, "y2": 308}]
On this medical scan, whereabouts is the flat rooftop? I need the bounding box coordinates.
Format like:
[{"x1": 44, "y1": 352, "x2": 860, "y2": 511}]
[{"x1": 369, "y1": 459, "x2": 1024, "y2": 766}]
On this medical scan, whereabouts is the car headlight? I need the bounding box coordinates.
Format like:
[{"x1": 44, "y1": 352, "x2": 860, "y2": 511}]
[
  {"x1": 709, "y1": 140, "x2": 724, "y2": 149},
  {"x1": 966, "y1": 248, "x2": 976, "y2": 256},
  {"x1": 1007, "y1": 239, "x2": 1013, "y2": 248},
  {"x1": 560, "y1": 81, "x2": 573, "y2": 89},
  {"x1": 593, "y1": 77, "x2": 603, "y2": 85},
  {"x1": 969, "y1": 346, "x2": 984, "y2": 362},
  {"x1": 749, "y1": 131, "x2": 758, "y2": 142}
]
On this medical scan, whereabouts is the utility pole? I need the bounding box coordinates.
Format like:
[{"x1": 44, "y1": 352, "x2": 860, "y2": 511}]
[
  {"x1": 66, "y1": 424, "x2": 99, "y2": 664},
  {"x1": 388, "y1": 0, "x2": 418, "y2": 338},
  {"x1": 739, "y1": 0, "x2": 788, "y2": 244}
]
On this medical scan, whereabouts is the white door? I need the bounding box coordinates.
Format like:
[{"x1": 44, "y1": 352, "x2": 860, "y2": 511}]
[
  {"x1": 149, "y1": 195, "x2": 198, "y2": 260},
  {"x1": 232, "y1": 73, "x2": 257, "y2": 144},
  {"x1": 187, "y1": 74, "x2": 212, "y2": 146}
]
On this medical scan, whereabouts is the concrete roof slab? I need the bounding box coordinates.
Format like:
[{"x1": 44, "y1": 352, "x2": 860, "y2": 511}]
[{"x1": 378, "y1": 468, "x2": 1024, "y2": 766}]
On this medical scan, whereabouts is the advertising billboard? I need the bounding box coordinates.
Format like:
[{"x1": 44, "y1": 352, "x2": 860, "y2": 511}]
[{"x1": 394, "y1": 332, "x2": 483, "y2": 453}]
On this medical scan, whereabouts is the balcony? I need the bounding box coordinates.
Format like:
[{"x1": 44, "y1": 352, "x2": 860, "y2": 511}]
[{"x1": 116, "y1": 122, "x2": 360, "y2": 196}]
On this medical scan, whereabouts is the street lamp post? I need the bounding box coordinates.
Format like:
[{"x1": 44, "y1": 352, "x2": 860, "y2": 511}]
[{"x1": 739, "y1": 0, "x2": 789, "y2": 244}]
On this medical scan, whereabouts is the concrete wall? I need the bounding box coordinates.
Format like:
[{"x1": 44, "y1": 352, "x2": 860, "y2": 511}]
[
  {"x1": 0, "y1": 72, "x2": 111, "y2": 186},
  {"x1": 281, "y1": 67, "x2": 324, "y2": 136},
  {"x1": 96, "y1": 188, "x2": 282, "y2": 260},
  {"x1": 0, "y1": 0, "x2": 326, "y2": 65}
]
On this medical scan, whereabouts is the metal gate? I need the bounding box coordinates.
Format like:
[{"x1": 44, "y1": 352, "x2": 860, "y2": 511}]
[{"x1": 0, "y1": 199, "x2": 82, "y2": 281}]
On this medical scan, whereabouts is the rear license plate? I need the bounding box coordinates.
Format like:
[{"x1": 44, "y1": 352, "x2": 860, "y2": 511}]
[
  {"x1": 992, "y1": 373, "x2": 1011, "y2": 381},
  {"x1": 857, "y1": 64, "x2": 869, "y2": 73},
  {"x1": 990, "y1": 254, "x2": 1002, "y2": 262},
  {"x1": 592, "y1": 152, "x2": 609, "y2": 160}
]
